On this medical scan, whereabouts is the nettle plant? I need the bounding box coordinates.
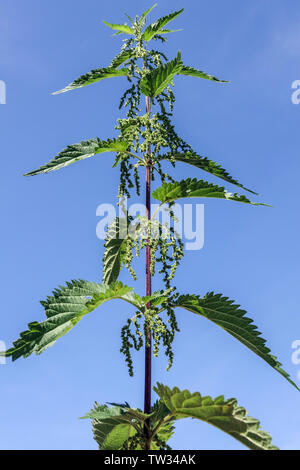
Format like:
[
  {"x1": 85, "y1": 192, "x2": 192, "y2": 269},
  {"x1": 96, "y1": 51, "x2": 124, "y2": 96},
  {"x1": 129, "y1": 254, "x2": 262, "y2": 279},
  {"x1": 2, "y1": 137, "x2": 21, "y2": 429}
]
[{"x1": 2, "y1": 5, "x2": 298, "y2": 450}]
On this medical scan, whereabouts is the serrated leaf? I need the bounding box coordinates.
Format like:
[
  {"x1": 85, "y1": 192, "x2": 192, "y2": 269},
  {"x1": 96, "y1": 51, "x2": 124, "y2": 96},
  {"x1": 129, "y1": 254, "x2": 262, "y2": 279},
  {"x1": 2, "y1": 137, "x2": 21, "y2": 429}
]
[
  {"x1": 109, "y1": 49, "x2": 135, "y2": 69},
  {"x1": 140, "y1": 4, "x2": 158, "y2": 23},
  {"x1": 81, "y1": 403, "x2": 129, "y2": 421},
  {"x1": 143, "y1": 8, "x2": 184, "y2": 42},
  {"x1": 158, "y1": 29, "x2": 182, "y2": 35},
  {"x1": 152, "y1": 178, "x2": 268, "y2": 206},
  {"x1": 180, "y1": 66, "x2": 228, "y2": 83},
  {"x1": 82, "y1": 404, "x2": 149, "y2": 424},
  {"x1": 155, "y1": 422, "x2": 175, "y2": 449},
  {"x1": 171, "y1": 293, "x2": 299, "y2": 391},
  {"x1": 149, "y1": 400, "x2": 175, "y2": 448},
  {"x1": 83, "y1": 399, "x2": 174, "y2": 450},
  {"x1": 142, "y1": 289, "x2": 172, "y2": 308},
  {"x1": 103, "y1": 21, "x2": 133, "y2": 35},
  {"x1": 150, "y1": 399, "x2": 171, "y2": 423},
  {"x1": 154, "y1": 383, "x2": 278, "y2": 450},
  {"x1": 82, "y1": 403, "x2": 151, "y2": 450},
  {"x1": 81, "y1": 403, "x2": 138, "y2": 450},
  {"x1": 140, "y1": 51, "x2": 182, "y2": 98},
  {"x1": 160, "y1": 152, "x2": 257, "y2": 194},
  {"x1": 124, "y1": 13, "x2": 134, "y2": 24},
  {"x1": 53, "y1": 67, "x2": 129, "y2": 94},
  {"x1": 1, "y1": 281, "x2": 142, "y2": 361},
  {"x1": 102, "y1": 217, "x2": 129, "y2": 284},
  {"x1": 24, "y1": 138, "x2": 129, "y2": 176}
]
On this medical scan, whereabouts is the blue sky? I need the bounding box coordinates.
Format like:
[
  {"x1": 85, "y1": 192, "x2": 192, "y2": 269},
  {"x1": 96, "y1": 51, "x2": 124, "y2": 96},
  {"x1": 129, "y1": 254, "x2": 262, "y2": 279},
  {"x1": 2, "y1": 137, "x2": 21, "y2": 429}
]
[{"x1": 0, "y1": 0, "x2": 300, "y2": 450}]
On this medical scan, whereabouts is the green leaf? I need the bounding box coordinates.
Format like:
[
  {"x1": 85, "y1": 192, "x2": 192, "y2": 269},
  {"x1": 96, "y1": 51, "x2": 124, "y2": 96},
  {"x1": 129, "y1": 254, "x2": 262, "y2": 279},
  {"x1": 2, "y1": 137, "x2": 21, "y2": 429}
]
[
  {"x1": 53, "y1": 67, "x2": 129, "y2": 94},
  {"x1": 103, "y1": 21, "x2": 133, "y2": 35},
  {"x1": 82, "y1": 399, "x2": 174, "y2": 450},
  {"x1": 140, "y1": 4, "x2": 158, "y2": 23},
  {"x1": 24, "y1": 138, "x2": 129, "y2": 176},
  {"x1": 180, "y1": 66, "x2": 228, "y2": 83},
  {"x1": 1, "y1": 281, "x2": 141, "y2": 361},
  {"x1": 158, "y1": 29, "x2": 182, "y2": 35},
  {"x1": 160, "y1": 152, "x2": 257, "y2": 194},
  {"x1": 140, "y1": 51, "x2": 183, "y2": 98},
  {"x1": 124, "y1": 13, "x2": 134, "y2": 24},
  {"x1": 142, "y1": 289, "x2": 172, "y2": 308},
  {"x1": 150, "y1": 399, "x2": 171, "y2": 423},
  {"x1": 154, "y1": 383, "x2": 278, "y2": 450},
  {"x1": 152, "y1": 422, "x2": 175, "y2": 450},
  {"x1": 152, "y1": 178, "x2": 268, "y2": 206},
  {"x1": 81, "y1": 403, "x2": 138, "y2": 450},
  {"x1": 109, "y1": 49, "x2": 135, "y2": 69},
  {"x1": 102, "y1": 217, "x2": 129, "y2": 284},
  {"x1": 172, "y1": 293, "x2": 299, "y2": 391},
  {"x1": 143, "y1": 8, "x2": 184, "y2": 42}
]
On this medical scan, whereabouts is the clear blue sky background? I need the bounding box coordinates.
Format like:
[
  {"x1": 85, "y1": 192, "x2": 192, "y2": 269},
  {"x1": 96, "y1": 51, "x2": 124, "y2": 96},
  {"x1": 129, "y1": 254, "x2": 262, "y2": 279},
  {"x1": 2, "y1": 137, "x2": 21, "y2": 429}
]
[{"x1": 0, "y1": 0, "x2": 300, "y2": 450}]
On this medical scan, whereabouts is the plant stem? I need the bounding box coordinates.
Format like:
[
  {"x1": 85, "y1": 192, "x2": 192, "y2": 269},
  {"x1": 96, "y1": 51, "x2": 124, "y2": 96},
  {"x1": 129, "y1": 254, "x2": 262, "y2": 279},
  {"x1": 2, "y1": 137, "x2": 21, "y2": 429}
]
[{"x1": 144, "y1": 95, "x2": 152, "y2": 450}]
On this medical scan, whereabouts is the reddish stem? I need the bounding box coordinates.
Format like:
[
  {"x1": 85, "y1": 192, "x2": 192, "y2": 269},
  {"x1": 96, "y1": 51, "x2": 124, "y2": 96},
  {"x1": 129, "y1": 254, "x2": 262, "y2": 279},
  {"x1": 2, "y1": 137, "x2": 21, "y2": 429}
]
[{"x1": 144, "y1": 96, "x2": 152, "y2": 450}]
